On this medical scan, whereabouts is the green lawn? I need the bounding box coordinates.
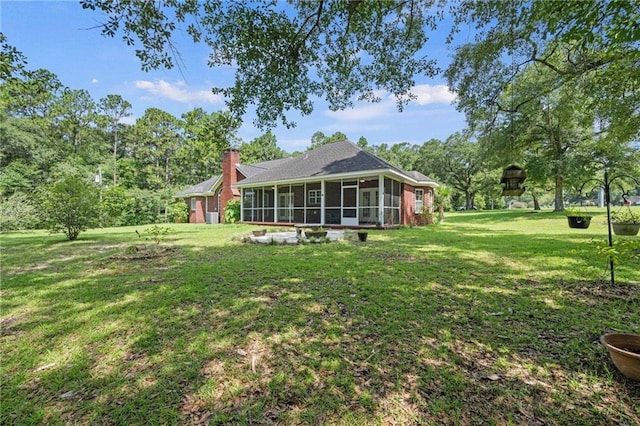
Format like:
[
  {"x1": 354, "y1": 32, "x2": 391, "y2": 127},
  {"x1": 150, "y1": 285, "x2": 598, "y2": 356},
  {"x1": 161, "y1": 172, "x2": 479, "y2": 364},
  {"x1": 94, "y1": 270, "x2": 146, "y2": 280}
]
[{"x1": 2, "y1": 209, "x2": 639, "y2": 425}]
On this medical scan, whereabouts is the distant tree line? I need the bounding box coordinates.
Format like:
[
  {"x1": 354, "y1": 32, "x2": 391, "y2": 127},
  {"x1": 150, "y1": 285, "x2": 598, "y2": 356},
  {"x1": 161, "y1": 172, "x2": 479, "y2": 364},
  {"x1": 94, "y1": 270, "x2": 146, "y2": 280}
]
[{"x1": 2, "y1": 22, "x2": 639, "y2": 239}]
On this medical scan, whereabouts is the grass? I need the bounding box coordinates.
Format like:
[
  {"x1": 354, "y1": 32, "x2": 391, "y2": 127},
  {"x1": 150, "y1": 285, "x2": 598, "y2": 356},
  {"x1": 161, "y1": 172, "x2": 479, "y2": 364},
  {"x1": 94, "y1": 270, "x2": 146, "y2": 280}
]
[{"x1": 1, "y1": 209, "x2": 639, "y2": 425}]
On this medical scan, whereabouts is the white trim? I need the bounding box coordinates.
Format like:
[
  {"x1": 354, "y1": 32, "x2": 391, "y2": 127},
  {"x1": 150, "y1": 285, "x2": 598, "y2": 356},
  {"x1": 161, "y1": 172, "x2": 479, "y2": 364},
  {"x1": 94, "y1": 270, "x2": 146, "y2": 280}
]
[
  {"x1": 234, "y1": 169, "x2": 439, "y2": 189},
  {"x1": 415, "y1": 188, "x2": 424, "y2": 214}
]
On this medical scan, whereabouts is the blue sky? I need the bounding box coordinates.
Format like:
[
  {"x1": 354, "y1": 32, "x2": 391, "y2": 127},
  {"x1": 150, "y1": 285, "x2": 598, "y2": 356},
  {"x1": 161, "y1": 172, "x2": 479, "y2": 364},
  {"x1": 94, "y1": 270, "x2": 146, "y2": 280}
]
[{"x1": 2, "y1": 1, "x2": 467, "y2": 153}]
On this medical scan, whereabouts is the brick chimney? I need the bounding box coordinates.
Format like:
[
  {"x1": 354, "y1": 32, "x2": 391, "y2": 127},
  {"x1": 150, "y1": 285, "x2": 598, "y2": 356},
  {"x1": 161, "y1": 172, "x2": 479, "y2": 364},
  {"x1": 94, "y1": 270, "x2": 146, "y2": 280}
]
[{"x1": 221, "y1": 148, "x2": 240, "y2": 221}]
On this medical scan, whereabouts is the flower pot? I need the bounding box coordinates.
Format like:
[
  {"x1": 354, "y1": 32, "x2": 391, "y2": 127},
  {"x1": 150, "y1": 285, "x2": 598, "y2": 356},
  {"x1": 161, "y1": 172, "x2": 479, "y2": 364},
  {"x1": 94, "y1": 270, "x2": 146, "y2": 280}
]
[
  {"x1": 357, "y1": 232, "x2": 368, "y2": 242},
  {"x1": 612, "y1": 222, "x2": 640, "y2": 236},
  {"x1": 601, "y1": 333, "x2": 640, "y2": 381},
  {"x1": 567, "y1": 216, "x2": 591, "y2": 229},
  {"x1": 252, "y1": 229, "x2": 267, "y2": 237}
]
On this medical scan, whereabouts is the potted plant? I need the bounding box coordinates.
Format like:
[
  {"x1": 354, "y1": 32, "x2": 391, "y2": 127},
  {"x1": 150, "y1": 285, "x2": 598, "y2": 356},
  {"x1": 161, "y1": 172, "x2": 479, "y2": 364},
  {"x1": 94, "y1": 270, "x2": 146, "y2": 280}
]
[
  {"x1": 305, "y1": 227, "x2": 327, "y2": 239},
  {"x1": 564, "y1": 207, "x2": 592, "y2": 229},
  {"x1": 252, "y1": 228, "x2": 267, "y2": 237},
  {"x1": 610, "y1": 208, "x2": 640, "y2": 236}
]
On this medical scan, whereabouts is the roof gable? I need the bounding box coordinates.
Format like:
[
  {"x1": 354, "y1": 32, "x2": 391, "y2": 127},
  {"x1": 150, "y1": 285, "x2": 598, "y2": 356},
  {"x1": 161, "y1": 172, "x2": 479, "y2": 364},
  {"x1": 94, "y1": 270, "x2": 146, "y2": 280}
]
[
  {"x1": 174, "y1": 175, "x2": 221, "y2": 197},
  {"x1": 237, "y1": 140, "x2": 400, "y2": 185}
]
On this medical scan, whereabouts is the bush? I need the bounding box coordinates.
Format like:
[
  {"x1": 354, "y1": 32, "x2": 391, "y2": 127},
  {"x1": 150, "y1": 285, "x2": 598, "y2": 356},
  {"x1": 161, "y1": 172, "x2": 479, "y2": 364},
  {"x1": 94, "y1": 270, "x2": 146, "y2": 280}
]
[
  {"x1": 122, "y1": 188, "x2": 162, "y2": 226},
  {"x1": 100, "y1": 186, "x2": 136, "y2": 227},
  {"x1": 168, "y1": 200, "x2": 189, "y2": 223},
  {"x1": 0, "y1": 192, "x2": 41, "y2": 231},
  {"x1": 41, "y1": 173, "x2": 99, "y2": 240},
  {"x1": 224, "y1": 199, "x2": 240, "y2": 223}
]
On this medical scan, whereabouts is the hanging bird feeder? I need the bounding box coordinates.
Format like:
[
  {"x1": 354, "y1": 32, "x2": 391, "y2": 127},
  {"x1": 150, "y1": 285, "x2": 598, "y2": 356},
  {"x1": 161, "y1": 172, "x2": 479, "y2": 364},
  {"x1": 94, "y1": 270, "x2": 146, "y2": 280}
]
[{"x1": 500, "y1": 165, "x2": 526, "y2": 196}]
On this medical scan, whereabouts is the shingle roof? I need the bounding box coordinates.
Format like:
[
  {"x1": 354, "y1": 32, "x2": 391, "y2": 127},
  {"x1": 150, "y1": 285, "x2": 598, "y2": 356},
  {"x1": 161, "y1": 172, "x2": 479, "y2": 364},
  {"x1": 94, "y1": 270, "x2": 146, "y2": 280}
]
[
  {"x1": 236, "y1": 157, "x2": 293, "y2": 178},
  {"x1": 238, "y1": 140, "x2": 397, "y2": 185},
  {"x1": 237, "y1": 140, "x2": 438, "y2": 186},
  {"x1": 175, "y1": 140, "x2": 438, "y2": 197},
  {"x1": 174, "y1": 175, "x2": 221, "y2": 197},
  {"x1": 405, "y1": 170, "x2": 438, "y2": 185}
]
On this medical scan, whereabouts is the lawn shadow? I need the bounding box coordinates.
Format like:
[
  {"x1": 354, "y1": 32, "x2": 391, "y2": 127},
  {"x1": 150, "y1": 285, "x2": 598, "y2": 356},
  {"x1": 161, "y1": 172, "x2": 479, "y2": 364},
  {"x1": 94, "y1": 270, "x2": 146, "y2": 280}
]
[{"x1": 2, "y1": 226, "x2": 639, "y2": 424}]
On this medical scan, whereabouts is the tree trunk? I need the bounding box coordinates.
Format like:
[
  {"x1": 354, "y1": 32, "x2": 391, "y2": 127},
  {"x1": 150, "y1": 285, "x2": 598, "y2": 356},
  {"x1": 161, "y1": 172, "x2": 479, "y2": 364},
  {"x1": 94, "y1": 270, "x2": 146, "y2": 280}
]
[
  {"x1": 466, "y1": 192, "x2": 474, "y2": 209},
  {"x1": 113, "y1": 123, "x2": 118, "y2": 186},
  {"x1": 533, "y1": 194, "x2": 541, "y2": 210},
  {"x1": 554, "y1": 175, "x2": 564, "y2": 211}
]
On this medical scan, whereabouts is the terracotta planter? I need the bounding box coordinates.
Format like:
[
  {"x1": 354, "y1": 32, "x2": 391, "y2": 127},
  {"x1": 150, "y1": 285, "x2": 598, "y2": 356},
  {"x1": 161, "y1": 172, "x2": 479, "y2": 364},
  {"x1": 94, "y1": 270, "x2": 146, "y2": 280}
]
[
  {"x1": 612, "y1": 222, "x2": 640, "y2": 236},
  {"x1": 600, "y1": 333, "x2": 640, "y2": 381},
  {"x1": 567, "y1": 216, "x2": 592, "y2": 229}
]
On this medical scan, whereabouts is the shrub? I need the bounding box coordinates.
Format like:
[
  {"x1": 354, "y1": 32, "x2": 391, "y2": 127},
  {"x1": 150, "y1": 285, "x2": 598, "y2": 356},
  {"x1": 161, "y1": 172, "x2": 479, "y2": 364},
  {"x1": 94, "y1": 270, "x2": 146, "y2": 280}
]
[
  {"x1": 100, "y1": 186, "x2": 136, "y2": 227},
  {"x1": 168, "y1": 200, "x2": 189, "y2": 223},
  {"x1": 0, "y1": 192, "x2": 41, "y2": 231},
  {"x1": 224, "y1": 199, "x2": 240, "y2": 223},
  {"x1": 41, "y1": 173, "x2": 99, "y2": 240}
]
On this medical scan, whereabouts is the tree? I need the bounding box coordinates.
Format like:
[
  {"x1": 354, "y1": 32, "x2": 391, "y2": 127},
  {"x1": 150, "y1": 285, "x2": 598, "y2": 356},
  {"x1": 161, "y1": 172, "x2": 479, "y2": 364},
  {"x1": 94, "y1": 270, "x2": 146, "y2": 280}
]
[
  {"x1": 447, "y1": 1, "x2": 640, "y2": 145},
  {"x1": 176, "y1": 109, "x2": 241, "y2": 185},
  {"x1": 131, "y1": 108, "x2": 182, "y2": 190},
  {"x1": 82, "y1": 1, "x2": 636, "y2": 133},
  {"x1": 97, "y1": 94, "x2": 132, "y2": 185},
  {"x1": 49, "y1": 88, "x2": 99, "y2": 157},
  {"x1": 41, "y1": 171, "x2": 100, "y2": 240},
  {"x1": 81, "y1": 0, "x2": 440, "y2": 127},
  {"x1": 308, "y1": 131, "x2": 348, "y2": 151},
  {"x1": 0, "y1": 192, "x2": 41, "y2": 231},
  {"x1": 239, "y1": 131, "x2": 287, "y2": 165},
  {"x1": 416, "y1": 133, "x2": 483, "y2": 210}
]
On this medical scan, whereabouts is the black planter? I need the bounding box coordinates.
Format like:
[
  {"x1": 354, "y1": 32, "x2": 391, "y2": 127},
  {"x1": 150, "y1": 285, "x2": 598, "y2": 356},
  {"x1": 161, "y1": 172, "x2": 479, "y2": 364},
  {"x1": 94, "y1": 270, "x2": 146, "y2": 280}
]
[
  {"x1": 567, "y1": 216, "x2": 592, "y2": 229},
  {"x1": 357, "y1": 232, "x2": 368, "y2": 242},
  {"x1": 305, "y1": 231, "x2": 327, "y2": 239}
]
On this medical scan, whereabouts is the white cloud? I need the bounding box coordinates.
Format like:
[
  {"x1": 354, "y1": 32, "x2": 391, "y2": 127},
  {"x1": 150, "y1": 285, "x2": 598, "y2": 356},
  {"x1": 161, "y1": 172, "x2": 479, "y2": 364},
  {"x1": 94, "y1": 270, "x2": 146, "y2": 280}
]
[
  {"x1": 91, "y1": 78, "x2": 99, "y2": 84},
  {"x1": 323, "y1": 84, "x2": 456, "y2": 123},
  {"x1": 277, "y1": 138, "x2": 311, "y2": 152},
  {"x1": 323, "y1": 101, "x2": 394, "y2": 122},
  {"x1": 410, "y1": 84, "x2": 456, "y2": 105},
  {"x1": 134, "y1": 79, "x2": 223, "y2": 104}
]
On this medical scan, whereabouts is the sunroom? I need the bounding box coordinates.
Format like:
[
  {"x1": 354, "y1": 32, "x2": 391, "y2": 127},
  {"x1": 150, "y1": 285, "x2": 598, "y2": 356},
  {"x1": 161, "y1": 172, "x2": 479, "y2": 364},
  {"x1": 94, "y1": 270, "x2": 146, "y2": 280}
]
[{"x1": 239, "y1": 175, "x2": 403, "y2": 227}]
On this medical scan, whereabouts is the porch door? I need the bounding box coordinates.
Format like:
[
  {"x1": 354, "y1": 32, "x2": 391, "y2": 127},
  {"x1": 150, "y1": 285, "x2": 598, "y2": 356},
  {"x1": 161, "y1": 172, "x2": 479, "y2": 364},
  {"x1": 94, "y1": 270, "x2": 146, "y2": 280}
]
[
  {"x1": 341, "y1": 186, "x2": 358, "y2": 226},
  {"x1": 359, "y1": 188, "x2": 379, "y2": 224}
]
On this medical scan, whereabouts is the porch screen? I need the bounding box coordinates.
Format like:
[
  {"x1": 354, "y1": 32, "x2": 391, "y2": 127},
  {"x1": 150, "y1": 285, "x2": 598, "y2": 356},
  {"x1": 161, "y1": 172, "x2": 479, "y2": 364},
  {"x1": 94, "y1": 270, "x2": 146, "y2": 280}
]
[{"x1": 383, "y1": 178, "x2": 401, "y2": 225}]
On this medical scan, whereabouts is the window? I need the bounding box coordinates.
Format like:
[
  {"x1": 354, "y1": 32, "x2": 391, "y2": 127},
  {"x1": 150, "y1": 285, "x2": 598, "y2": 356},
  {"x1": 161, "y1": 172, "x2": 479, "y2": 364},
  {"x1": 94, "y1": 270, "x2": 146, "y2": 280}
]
[
  {"x1": 190, "y1": 198, "x2": 196, "y2": 211},
  {"x1": 415, "y1": 189, "x2": 424, "y2": 214},
  {"x1": 308, "y1": 189, "x2": 321, "y2": 205}
]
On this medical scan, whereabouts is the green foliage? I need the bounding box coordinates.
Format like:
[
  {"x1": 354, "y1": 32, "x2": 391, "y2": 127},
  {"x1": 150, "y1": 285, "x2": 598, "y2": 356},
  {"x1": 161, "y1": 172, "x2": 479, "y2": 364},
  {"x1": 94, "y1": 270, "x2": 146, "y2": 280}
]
[
  {"x1": 131, "y1": 107, "x2": 182, "y2": 190},
  {"x1": 563, "y1": 207, "x2": 592, "y2": 218},
  {"x1": 80, "y1": 0, "x2": 438, "y2": 128},
  {"x1": 123, "y1": 188, "x2": 161, "y2": 226},
  {"x1": 610, "y1": 207, "x2": 640, "y2": 224},
  {"x1": 176, "y1": 109, "x2": 241, "y2": 185},
  {"x1": 41, "y1": 172, "x2": 100, "y2": 240},
  {"x1": 0, "y1": 192, "x2": 41, "y2": 231},
  {"x1": 167, "y1": 200, "x2": 188, "y2": 223},
  {"x1": 143, "y1": 224, "x2": 170, "y2": 245},
  {"x1": 223, "y1": 199, "x2": 240, "y2": 224},
  {"x1": 0, "y1": 159, "x2": 41, "y2": 195},
  {"x1": 99, "y1": 185, "x2": 135, "y2": 227},
  {"x1": 594, "y1": 238, "x2": 640, "y2": 265},
  {"x1": 238, "y1": 130, "x2": 287, "y2": 164}
]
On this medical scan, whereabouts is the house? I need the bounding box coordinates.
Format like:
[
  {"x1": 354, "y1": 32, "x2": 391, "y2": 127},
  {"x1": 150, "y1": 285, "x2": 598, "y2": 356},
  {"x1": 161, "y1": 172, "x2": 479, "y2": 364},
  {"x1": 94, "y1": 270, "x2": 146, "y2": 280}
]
[{"x1": 175, "y1": 140, "x2": 438, "y2": 227}]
